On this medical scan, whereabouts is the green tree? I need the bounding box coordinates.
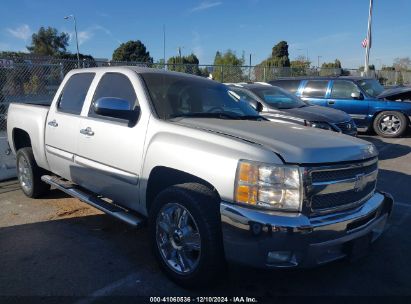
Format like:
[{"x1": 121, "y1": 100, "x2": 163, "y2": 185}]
[
  {"x1": 271, "y1": 41, "x2": 289, "y2": 60},
  {"x1": 27, "y1": 27, "x2": 69, "y2": 56},
  {"x1": 290, "y1": 55, "x2": 311, "y2": 76},
  {"x1": 320, "y1": 59, "x2": 343, "y2": 76},
  {"x1": 167, "y1": 53, "x2": 204, "y2": 75},
  {"x1": 212, "y1": 50, "x2": 245, "y2": 82},
  {"x1": 255, "y1": 41, "x2": 291, "y2": 81},
  {"x1": 112, "y1": 40, "x2": 153, "y2": 62}
]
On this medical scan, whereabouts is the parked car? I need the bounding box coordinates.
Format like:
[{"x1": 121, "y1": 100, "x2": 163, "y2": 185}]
[
  {"x1": 270, "y1": 77, "x2": 411, "y2": 137},
  {"x1": 7, "y1": 67, "x2": 393, "y2": 287},
  {"x1": 225, "y1": 82, "x2": 357, "y2": 136}
]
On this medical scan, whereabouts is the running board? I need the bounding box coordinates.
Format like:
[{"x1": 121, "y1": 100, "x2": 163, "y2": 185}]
[{"x1": 41, "y1": 175, "x2": 145, "y2": 228}]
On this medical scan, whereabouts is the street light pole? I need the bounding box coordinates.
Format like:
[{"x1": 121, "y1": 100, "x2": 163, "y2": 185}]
[{"x1": 64, "y1": 14, "x2": 80, "y2": 68}]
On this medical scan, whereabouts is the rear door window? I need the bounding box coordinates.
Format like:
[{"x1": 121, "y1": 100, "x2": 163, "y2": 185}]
[
  {"x1": 271, "y1": 80, "x2": 301, "y2": 93},
  {"x1": 58, "y1": 73, "x2": 95, "y2": 114},
  {"x1": 301, "y1": 81, "x2": 328, "y2": 98}
]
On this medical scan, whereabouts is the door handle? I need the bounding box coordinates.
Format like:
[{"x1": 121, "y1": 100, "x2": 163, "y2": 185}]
[
  {"x1": 47, "y1": 119, "x2": 58, "y2": 127},
  {"x1": 327, "y1": 100, "x2": 335, "y2": 105},
  {"x1": 80, "y1": 127, "x2": 94, "y2": 136}
]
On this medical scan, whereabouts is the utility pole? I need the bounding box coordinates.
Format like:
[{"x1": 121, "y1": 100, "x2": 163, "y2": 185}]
[
  {"x1": 249, "y1": 53, "x2": 252, "y2": 81},
  {"x1": 364, "y1": 0, "x2": 373, "y2": 76},
  {"x1": 64, "y1": 14, "x2": 80, "y2": 68},
  {"x1": 163, "y1": 24, "x2": 166, "y2": 69},
  {"x1": 317, "y1": 56, "x2": 322, "y2": 68}
]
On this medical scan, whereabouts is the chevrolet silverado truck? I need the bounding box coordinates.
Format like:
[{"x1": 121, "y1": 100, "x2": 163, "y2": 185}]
[{"x1": 7, "y1": 67, "x2": 393, "y2": 287}]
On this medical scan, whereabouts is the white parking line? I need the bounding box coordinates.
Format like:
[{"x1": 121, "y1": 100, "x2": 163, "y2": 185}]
[
  {"x1": 74, "y1": 272, "x2": 140, "y2": 304},
  {"x1": 395, "y1": 202, "x2": 411, "y2": 208}
]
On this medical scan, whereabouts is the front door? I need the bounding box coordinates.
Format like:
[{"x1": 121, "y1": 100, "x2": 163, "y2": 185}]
[
  {"x1": 45, "y1": 72, "x2": 95, "y2": 180},
  {"x1": 327, "y1": 80, "x2": 369, "y2": 128},
  {"x1": 75, "y1": 71, "x2": 149, "y2": 212}
]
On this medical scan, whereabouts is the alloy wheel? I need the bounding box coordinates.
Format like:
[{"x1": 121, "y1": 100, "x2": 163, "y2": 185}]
[
  {"x1": 156, "y1": 203, "x2": 201, "y2": 275},
  {"x1": 18, "y1": 155, "x2": 32, "y2": 194},
  {"x1": 379, "y1": 114, "x2": 402, "y2": 135}
]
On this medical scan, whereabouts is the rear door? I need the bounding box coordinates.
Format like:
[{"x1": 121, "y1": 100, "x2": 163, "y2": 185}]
[
  {"x1": 299, "y1": 80, "x2": 329, "y2": 107},
  {"x1": 45, "y1": 72, "x2": 95, "y2": 180},
  {"x1": 327, "y1": 80, "x2": 369, "y2": 127},
  {"x1": 75, "y1": 71, "x2": 149, "y2": 211}
]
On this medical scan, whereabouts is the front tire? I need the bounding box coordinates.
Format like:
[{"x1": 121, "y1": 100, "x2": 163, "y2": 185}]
[
  {"x1": 149, "y1": 183, "x2": 225, "y2": 288},
  {"x1": 16, "y1": 147, "x2": 50, "y2": 198},
  {"x1": 373, "y1": 111, "x2": 408, "y2": 138}
]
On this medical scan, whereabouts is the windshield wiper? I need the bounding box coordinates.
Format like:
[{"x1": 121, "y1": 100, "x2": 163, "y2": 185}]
[
  {"x1": 169, "y1": 112, "x2": 241, "y2": 120},
  {"x1": 169, "y1": 112, "x2": 265, "y2": 121},
  {"x1": 236, "y1": 115, "x2": 267, "y2": 121}
]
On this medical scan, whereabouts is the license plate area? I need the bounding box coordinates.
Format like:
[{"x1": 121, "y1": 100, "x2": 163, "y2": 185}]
[{"x1": 343, "y1": 233, "x2": 372, "y2": 261}]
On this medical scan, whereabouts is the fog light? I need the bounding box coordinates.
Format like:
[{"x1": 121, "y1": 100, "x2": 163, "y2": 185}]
[{"x1": 267, "y1": 251, "x2": 293, "y2": 264}]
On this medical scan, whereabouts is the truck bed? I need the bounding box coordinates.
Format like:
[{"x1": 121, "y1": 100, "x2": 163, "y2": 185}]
[{"x1": 7, "y1": 103, "x2": 50, "y2": 171}]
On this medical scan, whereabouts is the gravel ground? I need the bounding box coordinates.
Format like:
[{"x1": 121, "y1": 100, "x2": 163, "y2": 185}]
[{"x1": 0, "y1": 134, "x2": 410, "y2": 301}]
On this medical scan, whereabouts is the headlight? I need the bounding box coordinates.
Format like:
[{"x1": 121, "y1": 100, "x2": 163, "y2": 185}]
[
  {"x1": 305, "y1": 121, "x2": 331, "y2": 130},
  {"x1": 234, "y1": 160, "x2": 303, "y2": 211}
]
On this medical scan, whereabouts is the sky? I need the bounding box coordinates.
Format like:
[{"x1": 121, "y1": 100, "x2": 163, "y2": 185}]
[{"x1": 1, "y1": 0, "x2": 410, "y2": 68}]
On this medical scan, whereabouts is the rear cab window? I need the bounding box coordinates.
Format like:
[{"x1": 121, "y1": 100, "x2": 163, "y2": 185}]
[
  {"x1": 57, "y1": 73, "x2": 95, "y2": 115},
  {"x1": 301, "y1": 80, "x2": 329, "y2": 98}
]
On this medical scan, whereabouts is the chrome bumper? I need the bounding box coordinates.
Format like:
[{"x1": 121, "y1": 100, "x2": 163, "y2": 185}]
[{"x1": 220, "y1": 191, "x2": 393, "y2": 268}]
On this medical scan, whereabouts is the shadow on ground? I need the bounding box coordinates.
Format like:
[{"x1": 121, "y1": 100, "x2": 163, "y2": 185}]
[
  {"x1": 0, "y1": 203, "x2": 410, "y2": 297},
  {"x1": 361, "y1": 136, "x2": 411, "y2": 161}
]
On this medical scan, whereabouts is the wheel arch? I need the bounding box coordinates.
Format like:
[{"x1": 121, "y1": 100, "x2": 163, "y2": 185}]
[
  {"x1": 145, "y1": 166, "x2": 221, "y2": 214},
  {"x1": 12, "y1": 128, "x2": 32, "y2": 151}
]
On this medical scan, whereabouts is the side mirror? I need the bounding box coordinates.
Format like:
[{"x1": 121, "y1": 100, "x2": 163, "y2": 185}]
[
  {"x1": 248, "y1": 100, "x2": 264, "y2": 112},
  {"x1": 351, "y1": 92, "x2": 364, "y2": 100},
  {"x1": 94, "y1": 97, "x2": 140, "y2": 121}
]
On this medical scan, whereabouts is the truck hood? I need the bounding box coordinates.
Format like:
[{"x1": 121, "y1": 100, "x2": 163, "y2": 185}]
[
  {"x1": 378, "y1": 87, "x2": 411, "y2": 101},
  {"x1": 175, "y1": 118, "x2": 377, "y2": 164},
  {"x1": 264, "y1": 105, "x2": 351, "y2": 123}
]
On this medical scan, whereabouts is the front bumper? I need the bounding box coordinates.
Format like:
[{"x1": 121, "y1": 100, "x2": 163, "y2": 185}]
[{"x1": 220, "y1": 191, "x2": 393, "y2": 268}]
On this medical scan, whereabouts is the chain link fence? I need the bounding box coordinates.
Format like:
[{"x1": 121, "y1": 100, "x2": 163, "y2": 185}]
[{"x1": 1, "y1": 56, "x2": 411, "y2": 180}]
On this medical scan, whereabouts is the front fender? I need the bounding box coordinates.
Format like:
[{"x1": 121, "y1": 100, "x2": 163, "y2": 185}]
[{"x1": 139, "y1": 119, "x2": 283, "y2": 212}]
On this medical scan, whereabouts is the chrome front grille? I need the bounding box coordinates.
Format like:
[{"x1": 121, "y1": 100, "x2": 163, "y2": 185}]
[{"x1": 304, "y1": 158, "x2": 378, "y2": 214}]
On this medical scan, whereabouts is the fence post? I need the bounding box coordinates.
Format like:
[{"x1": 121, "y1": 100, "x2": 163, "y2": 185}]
[
  {"x1": 220, "y1": 65, "x2": 224, "y2": 82},
  {"x1": 263, "y1": 66, "x2": 266, "y2": 82},
  {"x1": 59, "y1": 63, "x2": 64, "y2": 81}
]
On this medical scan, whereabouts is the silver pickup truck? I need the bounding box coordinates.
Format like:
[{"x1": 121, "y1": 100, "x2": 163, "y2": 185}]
[{"x1": 7, "y1": 67, "x2": 393, "y2": 287}]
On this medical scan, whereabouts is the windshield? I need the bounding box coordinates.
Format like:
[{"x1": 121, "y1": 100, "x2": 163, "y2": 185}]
[
  {"x1": 141, "y1": 73, "x2": 260, "y2": 120},
  {"x1": 249, "y1": 86, "x2": 307, "y2": 109},
  {"x1": 356, "y1": 79, "x2": 384, "y2": 97}
]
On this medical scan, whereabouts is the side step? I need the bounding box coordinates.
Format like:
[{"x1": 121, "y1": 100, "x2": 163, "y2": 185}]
[{"x1": 41, "y1": 175, "x2": 145, "y2": 228}]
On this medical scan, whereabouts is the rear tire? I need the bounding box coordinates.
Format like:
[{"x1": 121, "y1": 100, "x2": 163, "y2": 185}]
[
  {"x1": 373, "y1": 111, "x2": 408, "y2": 138},
  {"x1": 149, "y1": 183, "x2": 225, "y2": 288},
  {"x1": 16, "y1": 147, "x2": 50, "y2": 198}
]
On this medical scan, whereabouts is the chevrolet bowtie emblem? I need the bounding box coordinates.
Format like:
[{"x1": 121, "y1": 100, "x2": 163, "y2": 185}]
[{"x1": 354, "y1": 173, "x2": 367, "y2": 192}]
